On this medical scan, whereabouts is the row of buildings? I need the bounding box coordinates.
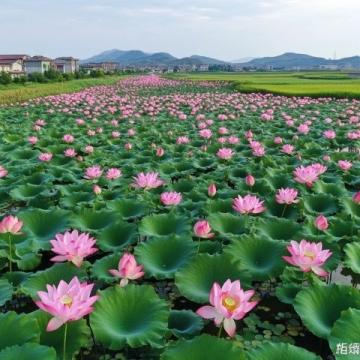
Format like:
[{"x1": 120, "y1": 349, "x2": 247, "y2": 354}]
[{"x1": 0, "y1": 55, "x2": 79, "y2": 77}]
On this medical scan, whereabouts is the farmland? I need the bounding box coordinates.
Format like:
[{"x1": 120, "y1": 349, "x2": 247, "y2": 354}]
[
  {"x1": 0, "y1": 76, "x2": 124, "y2": 105},
  {"x1": 0, "y1": 75, "x2": 359, "y2": 359},
  {"x1": 169, "y1": 71, "x2": 360, "y2": 98}
]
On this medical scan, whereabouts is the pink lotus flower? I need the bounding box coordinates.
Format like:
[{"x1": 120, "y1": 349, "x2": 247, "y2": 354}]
[
  {"x1": 112, "y1": 131, "x2": 120, "y2": 138},
  {"x1": 228, "y1": 136, "x2": 239, "y2": 144},
  {"x1": 218, "y1": 127, "x2": 229, "y2": 135},
  {"x1": 199, "y1": 129, "x2": 212, "y2": 139},
  {"x1": 233, "y1": 195, "x2": 265, "y2": 215},
  {"x1": 293, "y1": 165, "x2": 319, "y2": 187},
  {"x1": 311, "y1": 163, "x2": 327, "y2": 175},
  {"x1": 84, "y1": 166, "x2": 102, "y2": 180},
  {"x1": 323, "y1": 130, "x2": 336, "y2": 139},
  {"x1": 276, "y1": 188, "x2": 299, "y2": 205},
  {"x1": 245, "y1": 175, "x2": 255, "y2": 186},
  {"x1": 177, "y1": 136, "x2": 190, "y2": 144},
  {"x1": 0, "y1": 215, "x2": 23, "y2": 234},
  {"x1": 28, "y1": 136, "x2": 38, "y2": 145},
  {"x1": 35, "y1": 277, "x2": 98, "y2": 331},
  {"x1": 274, "y1": 136, "x2": 283, "y2": 144},
  {"x1": 160, "y1": 191, "x2": 182, "y2": 206},
  {"x1": 39, "y1": 153, "x2": 53, "y2": 162},
  {"x1": 338, "y1": 160, "x2": 352, "y2": 171},
  {"x1": 283, "y1": 240, "x2": 332, "y2": 277},
  {"x1": 193, "y1": 220, "x2": 214, "y2": 238},
  {"x1": 84, "y1": 145, "x2": 94, "y2": 154},
  {"x1": 106, "y1": 168, "x2": 122, "y2": 180},
  {"x1": 64, "y1": 148, "x2": 77, "y2": 158},
  {"x1": 196, "y1": 279, "x2": 258, "y2": 337},
  {"x1": 109, "y1": 253, "x2": 144, "y2": 287},
  {"x1": 208, "y1": 183, "x2": 217, "y2": 197},
  {"x1": 125, "y1": 143, "x2": 132, "y2": 150},
  {"x1": 353, "y1": 192, "x2": 360, "y2": 204},
  {"x1": 50, "y1": 230, "x2": 98, "y2": 267},
  {"x1": 156, "y1": 147, "x2": 165, "y2": 157},
  {"x1": 132, "y1": 172, "x2": 164, "y2": 189},
  {"x1": 282, "y1": 144, "x2": 294, "y2": 154},
  {"x1": 63, "y1": 134, "x2": 74, "y2": 143},
  {"x1": 297, "y1": 123, "x2": 309, "y2": 134},
  {"x1": 217, "y1": 148, "x2": 233, "y2": 160},
  {"x1": 93, "y1": 185, "x2": 102, "y2": 195},
  {"x1": 314, "y1": 215, "x2": 329, "y2": 231},
  {"x1": 0, "y1": 165, "x2": 8, "y2": 178}
]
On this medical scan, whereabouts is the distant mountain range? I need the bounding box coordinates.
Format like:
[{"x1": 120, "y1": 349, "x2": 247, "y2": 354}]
[
  {"x1": 81, "y1": 50, "x2": 360, "y2": 69},
  {"x1": 240, "y1": 52, "x2": 360, "y2": 69},
  {"x1": 81, "y1": 49, "x2": 227, "y2": 66}
]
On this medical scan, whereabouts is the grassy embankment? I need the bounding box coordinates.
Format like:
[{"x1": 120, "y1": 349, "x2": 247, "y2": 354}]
[
  {"x1": 0, "y1": 76, "x2": 124, "y2": 105},
  {"x1": 169, "y1": 71, "x2": 360, "y2": 98}
]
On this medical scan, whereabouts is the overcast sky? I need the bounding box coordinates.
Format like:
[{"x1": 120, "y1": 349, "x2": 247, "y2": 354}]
[{"x1": 1, "y1": 0, "x2": 359, "y2": 61}]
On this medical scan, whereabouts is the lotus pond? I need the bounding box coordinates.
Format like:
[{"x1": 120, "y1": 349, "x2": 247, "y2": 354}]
[{"x1": 0, "y1": 75, "x2": 359, "y2": 360}]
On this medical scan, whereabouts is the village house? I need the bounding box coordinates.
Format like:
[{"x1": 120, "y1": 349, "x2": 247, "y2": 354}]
[
  {"x1": 80, "y1": 62, "x2": 118, "y2": 73},
  {"x1": 24, "y1": 56, "x2": 54, "y2": 74},
  {"x1": 0, "y1": 55, "x2": 28, "y2": 77},
  {"x1": 54, "y1": 57, "x2": 79, "y2": 73}
]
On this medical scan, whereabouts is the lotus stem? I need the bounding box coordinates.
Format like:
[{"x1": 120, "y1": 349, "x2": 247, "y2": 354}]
[
  {"x1": 217, "y1": 323, "x2": 223, "y2": 338},
  {"x1": 281, "y1": 204, "x2": 287, "y2": 218},
  {"x1": 8, "y1": 234, "x2": 12, "y2": 273},
  {"x1": 63, "y1": 322, "x2": 68, "y2": 360}
]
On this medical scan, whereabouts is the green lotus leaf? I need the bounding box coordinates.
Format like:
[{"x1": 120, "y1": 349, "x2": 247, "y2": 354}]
[
  {"x1": 92, "y1": 253, "x2": 120, "y2": 283},
  {"x1": 226, "y1": 235, "x2": 286, "y2": 280},
  {"x1": 60, "y1": 192, "x2": 94, "y2": 208},
  {"x1": 266, "y1": 200, "x2": 299, "y2": 219},
  {"x1": 97, "y1": 220, "x2": 137, "y2": 252},
  {"x1": 327, "y1": 218, "x2": 356, "y2": 238},
  {"x1": 0, "y1": 279, "x2": 13, "y2": 306},
  {"x1": 10, "y1": 184, "x2": 49, "y2": 201},
  {"x1": 236, "y1": 179, "x2": 272, "y2": 196},
  {"x1": 198, "y1": 240, "x2": 222, "y2": 254},
  {"x1": 0, "y1": 311, "x2": 40, "y2": 350},
  {"x1": 0, "y1": 343, "x2": 56, "y2": 360},
  {"x1": 15, "y1": 251, "x2": 42, "y2": 271},
  {"x1": 90, "y1": 285, "x2": 169, "y2": 350},
  {"x1": 21, "y1": 172, "x2": 54, "y2": 185},
  {"x1": 172, "y1": 180, "x2": 195, "y2": 193},
  {"x1": 344, "y1": 242, "x2": 360, "y2": 274},
  {"x1": 329, "y1": 308, "x2": 360, "y2": 360},
  {"x1": 275, "y1": 284, "x2": 303, "y2": 304},
  {"x1": 266, "y1": 174, "x2": 295, "y2": 190},
  {"x1": 18, "y1": 208, "x2": 70, "y2": 249},
  {"x1": 9, "y1": 149, "x2": 38, "y2": 161},
  {"x1": 313, "y1": 181, "x2": 347, "y2": 197},
  {"x1": 205, "y1": 199, "x2": 233, "y2": 214},
  {"x1": 208, "y1": 212, "x2": 248, "y2": 236},
  {"x1": 294, "y1": 284, "x2": 360, "y2": 339},
  {"x1": 71, "y1": 209, "x2": 116, "y2": 232},
  {"x1": 31, "y1": 310, "x2": 91, "y2": 360},
  {"x1": 303, "y1": 194, "x2": 339, "y2": 215},
  {"x1": 139, "y1": 214, "x2": 189, "y2": 237},
  {"x1": 2, "y1": 271, "x2": 30, "y2": 287},
  {"x1": 257, "y1": 217, "x2": 301, "y2": 240},
  {"x1": 175, "y1": 253, "x2": 251, "y2": 303},
  {"x1": 342, "y1": 197, "x2": 360, "y2": 218},
  {"x1": 247, "y1": 341, "x2": 321, "y2": 360},
  {"x1": 135, "y1": 236, "x2": 196, "y2": 279},
  {"x1": 21, "y1": 262, "x2": 87, "y2": 298},
  {"x1": 161, "y1": 334, "x2": 246, "y2": 360},
  {"x1": 168, "y1": 310, "x2": 204, "y2": 339},
  {"x1": 107, "y1": 199, "x2": 147, "y2": 219}
]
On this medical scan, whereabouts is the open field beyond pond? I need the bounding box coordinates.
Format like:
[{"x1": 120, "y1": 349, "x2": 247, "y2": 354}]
[{"x1": 169, "y1": 71, "x2": 360, "y2": 98}]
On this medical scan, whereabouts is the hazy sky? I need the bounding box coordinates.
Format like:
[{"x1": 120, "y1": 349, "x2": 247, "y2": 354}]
[{"x1": 1, "y1": 0, "x2": 359, "y2": 60}]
